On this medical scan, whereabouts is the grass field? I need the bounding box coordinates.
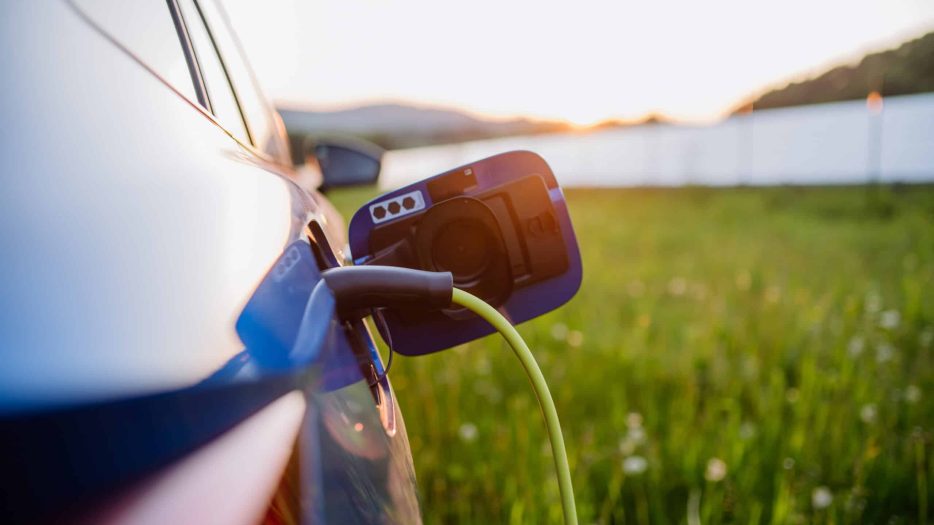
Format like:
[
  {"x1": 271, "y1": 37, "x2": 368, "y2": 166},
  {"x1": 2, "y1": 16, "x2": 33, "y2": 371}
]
[{"x1": 329, "y1": 184, "x2": 934, "y2": 524}]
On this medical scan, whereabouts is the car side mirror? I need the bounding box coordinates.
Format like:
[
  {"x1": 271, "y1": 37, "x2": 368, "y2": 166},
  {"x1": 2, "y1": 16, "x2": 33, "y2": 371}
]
[
  {"x1": 295, "y1": 135, "x2": 383, "y2": 191},
  {"x1": 347, "y1": 150, "x2": 582, "y2": 355}
]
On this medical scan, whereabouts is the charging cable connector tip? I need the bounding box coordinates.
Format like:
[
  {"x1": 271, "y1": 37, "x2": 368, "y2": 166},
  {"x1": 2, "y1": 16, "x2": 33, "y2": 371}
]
[{"x1": 321, "y1": 266, "x2": 453, "y2": 320}]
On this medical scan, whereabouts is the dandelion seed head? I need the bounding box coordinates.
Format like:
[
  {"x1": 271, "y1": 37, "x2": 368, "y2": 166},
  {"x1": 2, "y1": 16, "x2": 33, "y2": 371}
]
[
  {"x1": 627, "y1": 426, "x2": 646, "y2": 445},
  {"x1": 905, "y1": 385, "x2": 921, "y2": 404},
  {"x1": 812, "y1": 486, "x2": 833, "y2": 509},
  {"x1": 623, "y1": 455, "x2": 648, "y2": 475},
  {"x1": 667, "y1": 277, "x2": 687, "y2": 296},
  {"x1": 879, "y1": 310, "x2": 900, "y2": 330},
  {"x1": 705, "y1": 458, "x2": 727, "y2": 482},
  {"x1": 875, "y1": 343, "x2": 895, "y2": 364},
  {"x1": 550, "y1": 323, "x2": 568, "y2": 341},
  {"x1": 479, "y1": 387, "x2": 503, "y2": 403},
  {"x1": 847, "y1": 336, "x2": 865, "y2": 358},
  {"x1": 626, "y1": 412, "x2": 644, "y2": 429},
  {"x1": 458, "y1": 422, "x2": 478, "y2": 442},
  {"x1": 920, "y1": 328, "x2": 934, "y2": 348},
  {"x1": 618, "y1": 437, "x2": 636, "y2": 456}
]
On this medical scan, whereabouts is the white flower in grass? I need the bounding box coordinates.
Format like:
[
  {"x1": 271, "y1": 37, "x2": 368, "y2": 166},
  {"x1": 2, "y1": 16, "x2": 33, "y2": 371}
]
[
  {"x1": 473, "y1": 381, "x2": 502, "y2": 403},
  {"x1": 876, "y1": 343, "x2": 895, "y2": 364},
  {"x1": 920, "y1": 328, "x2": 934, "y2": 348},
  {"x1": 667, "y1": 277, "x2": 687, "y2": 296},
  {"x1": 622, "y1": 455, "x2": 648, "y2": 475},
  {"x1": 860, "y1": 404, "x2": 877, "y2": 424},
  {"x1": 618, "y1": 415, "x2": 647, "y2": 455},
  {"x1": 812, "y1": 486, "x2": 833, "y2": 509},
  {"x1": 905, "y1": 385, "x2": 921, "y2": 404},
  {"x1": 627, "y1": 426, "x2": 646, "y2": 445},
  {"x1": 705, "y1": 458, "x2": 727, "y2": 482},
  {"x1": 550, "y1": 322, "x2": 568, "y2": 341},
  {"x1": 847, "y1": 336, "x2": 865, "y2": 358},
  {"x1": 626, "y1": 412, "x2": 644, "y2": 429},
  {"x1": 458, "y1": 422, "x2": 478, "y2": 442},
  {"x1": 618, "y1": 437, "x2": 636, "y2": 456},
  {"x1": 567, "y1": 330, "x2": 584, "y2": 348},
  {"x1": 879, "y1": 310, "x2": 901, "y2": 330}
]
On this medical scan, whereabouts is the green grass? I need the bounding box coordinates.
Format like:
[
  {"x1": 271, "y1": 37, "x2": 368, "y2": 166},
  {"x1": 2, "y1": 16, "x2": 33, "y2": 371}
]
[{"x1": 328, "y1": 184, "x2": 934, "y2": 524}]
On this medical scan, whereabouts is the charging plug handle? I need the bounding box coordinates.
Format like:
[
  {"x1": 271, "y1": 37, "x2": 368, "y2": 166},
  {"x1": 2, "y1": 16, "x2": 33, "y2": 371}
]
[{"x1": 321, "y1": 266, "x2": 453, "y2": 320}]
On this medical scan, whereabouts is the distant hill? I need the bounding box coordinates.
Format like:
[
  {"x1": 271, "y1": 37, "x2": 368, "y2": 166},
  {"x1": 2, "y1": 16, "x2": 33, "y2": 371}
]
[
  {"x1": 743, "y1": 31, "x2": 934, "y2": 111},
  {"x1": 280, "y1": 31, "x2": 934, "y2": 151},
  {"x1": 278, "y1": 103, "x2": 572, "y2": 151}
]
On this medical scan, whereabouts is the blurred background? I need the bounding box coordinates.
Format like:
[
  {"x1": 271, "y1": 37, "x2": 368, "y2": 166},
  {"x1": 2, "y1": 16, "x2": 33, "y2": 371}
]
[{"x1": 229, "y1": 1, "x2": 933, "y2": 523}]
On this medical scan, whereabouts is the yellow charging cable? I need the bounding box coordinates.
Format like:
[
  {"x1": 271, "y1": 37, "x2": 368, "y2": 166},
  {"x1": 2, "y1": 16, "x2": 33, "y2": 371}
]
[{"x1": 451, "y1": 288, "x2": 578, "y2": 525}]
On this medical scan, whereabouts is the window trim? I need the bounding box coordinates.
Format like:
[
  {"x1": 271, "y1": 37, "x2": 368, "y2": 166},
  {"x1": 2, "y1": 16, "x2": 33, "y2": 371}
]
[
  {"x1": 186, "y1": 0, "x2": 255, "y2": 146},
  {"x1": 166, "y1": 0, "x2": 210, "y2": 111},
  {"x1": 66, "y1": 0, "x2": 286, "y2": 170}
]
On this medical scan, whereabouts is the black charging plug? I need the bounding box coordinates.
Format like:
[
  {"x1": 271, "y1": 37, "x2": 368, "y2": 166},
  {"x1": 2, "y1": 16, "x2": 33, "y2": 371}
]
[{"x1": 321, "y1": 266, "x2": 453, "y2": 320}]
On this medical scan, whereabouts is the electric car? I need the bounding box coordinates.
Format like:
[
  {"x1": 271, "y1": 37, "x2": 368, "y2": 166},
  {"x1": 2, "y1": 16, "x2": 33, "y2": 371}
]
[
  {"x1": 0, "y1": 1, "x2": 418, "y2": 522},
  {"x1": 0, "y1": 2, "x2": 581, "y2": 523}
]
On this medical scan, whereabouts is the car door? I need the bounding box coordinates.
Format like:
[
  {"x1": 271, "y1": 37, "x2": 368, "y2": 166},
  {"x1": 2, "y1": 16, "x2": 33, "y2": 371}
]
[{"x1": 0, "y1": 1, "x2": 419, "y2": 523}]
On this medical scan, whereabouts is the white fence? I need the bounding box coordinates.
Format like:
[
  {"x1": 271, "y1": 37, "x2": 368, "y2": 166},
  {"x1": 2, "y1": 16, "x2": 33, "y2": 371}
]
[{"x1": 381, "y1": 92, "x2": 934, "y2": 188}]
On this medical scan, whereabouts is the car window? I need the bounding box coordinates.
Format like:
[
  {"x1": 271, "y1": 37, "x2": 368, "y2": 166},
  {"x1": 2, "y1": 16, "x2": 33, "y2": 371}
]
[
  {"x1": 196, "y1": 0, "x2": 285, "y2": 158},
  {"x1": 73, "y1": 0, "x2": 202, "y2": 105},
  {"x1": 176, "y1": 0, "x2": 249, "y2": 142}
]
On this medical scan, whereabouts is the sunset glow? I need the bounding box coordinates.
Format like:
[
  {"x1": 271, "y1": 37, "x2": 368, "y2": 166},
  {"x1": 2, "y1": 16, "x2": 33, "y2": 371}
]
[{"x1": 225, "y1": 0, "x2": 934, "y2": 124}]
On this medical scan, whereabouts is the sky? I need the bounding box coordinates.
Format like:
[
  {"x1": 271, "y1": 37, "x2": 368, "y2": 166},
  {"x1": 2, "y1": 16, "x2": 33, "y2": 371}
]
[{"x1": 223, "y1": 0, "x2": 934, "y2": 125}]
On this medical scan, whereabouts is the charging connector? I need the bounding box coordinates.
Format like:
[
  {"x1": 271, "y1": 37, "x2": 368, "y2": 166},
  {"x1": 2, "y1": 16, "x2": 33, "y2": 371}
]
[
  {"x1": 322, "y1": 266, "x2": 453, "y2": 320},
  {"x1": 320, "y1": 265, "x2": 577, "y2": 524}
]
